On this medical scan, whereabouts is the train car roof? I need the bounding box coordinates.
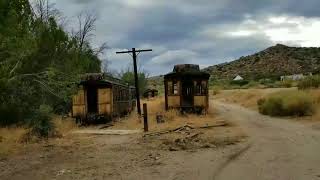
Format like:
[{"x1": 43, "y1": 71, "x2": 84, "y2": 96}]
[
  {"x1": 79, "y1": 73, "x2": 136, "y2": 89},
  {"x1": 80, "y1": 79, "x2": 137, "y2": 89},
  {"x1": 164, "y1": 64, "x2": 210, "y2": 80}
]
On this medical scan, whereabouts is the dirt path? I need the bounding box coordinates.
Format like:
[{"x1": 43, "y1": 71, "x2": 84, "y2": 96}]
[
  {"x1": 214, "y1": 101, "x2": 320, "y2": 180},
  {"x1": 1, "y1": 101, "x2": 320, "y2": 180}
]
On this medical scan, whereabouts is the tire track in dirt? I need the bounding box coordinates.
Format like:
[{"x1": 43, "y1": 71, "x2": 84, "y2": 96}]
[
  {"x1": 211, "y1": 143, "x2": 252, "y2": 180},
  {"x1": 213, "y1": 101, "x2": 320, "y2": 180}
]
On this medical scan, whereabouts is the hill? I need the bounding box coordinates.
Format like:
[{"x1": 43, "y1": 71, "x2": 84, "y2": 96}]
[{"x1": 203, "y1": 44, "x2": 320, "y2": 80}]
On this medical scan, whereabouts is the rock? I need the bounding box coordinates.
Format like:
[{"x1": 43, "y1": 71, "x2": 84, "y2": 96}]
[
  {"x1": 169, "y1": 147, "x2": 179, "y2": 151},
  {"x1": 202, "y1": 144, "x2": 211, "y2": 148},
  {"x1": 57, "y1": 169, "x2": 71, "y2": 176}
]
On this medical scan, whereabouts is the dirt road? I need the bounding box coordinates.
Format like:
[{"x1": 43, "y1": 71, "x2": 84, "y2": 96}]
[
  {"x1": 214, "y1": 101, "x2": 320, "y2": 180},
  {"x1": 1, "y1": 101, "x2": 320, "y2": 180}
]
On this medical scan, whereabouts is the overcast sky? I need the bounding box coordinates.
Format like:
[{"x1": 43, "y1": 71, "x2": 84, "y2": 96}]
[{"x1": 50, "y1": 0, "x2": 320, "y2": 76}]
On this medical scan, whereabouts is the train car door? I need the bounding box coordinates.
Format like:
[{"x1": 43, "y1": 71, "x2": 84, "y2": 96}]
[
  {"x1": 181, "y1": 80, "x2": 194, "y2": 107},
  {"x1": 87, "y1": 86, "x2": 98, "y2": 113},
  {"x1": 98, "y1": 88, "x2": 112, "y2": 115}
]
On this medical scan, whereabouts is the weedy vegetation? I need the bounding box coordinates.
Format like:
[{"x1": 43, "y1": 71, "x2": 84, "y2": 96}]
[
  {"x1": 257, "y1": 90, "x2": 314, "y2": 117},
  {"x1": 298, "y1": 75, "x2": 320, "y2": 89}
]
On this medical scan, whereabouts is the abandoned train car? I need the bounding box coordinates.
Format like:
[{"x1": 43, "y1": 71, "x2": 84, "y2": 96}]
[
  {"x1": 164, "y1": 64, "x2": 210, "y2": 113},
  {"x1": 143, "y1": 88, "x2": 159, "y2": 99},
  {"x1": 72, "y1": 73, "x2": 136, "y2": 124}
]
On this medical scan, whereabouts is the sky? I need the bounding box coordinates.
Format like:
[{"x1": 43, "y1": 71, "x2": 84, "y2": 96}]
[{"x1": 49, "y1": 0, "x2": 320, "y2": 76}]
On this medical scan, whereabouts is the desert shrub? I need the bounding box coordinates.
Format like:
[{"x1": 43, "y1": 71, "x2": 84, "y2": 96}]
[
  {"x1": 211, "y1": 87, "x2": 221, "y2": 95},
  {"x1": 230, "y1": 80, "x2": 249, "y2": 86},
  {"x1": 280, "y1": 80, "x2": 293, "y2": 88},
  {"x1": 258, "y1": 91, "x2": 314, "y2": 116},
  {"x1": 241, "y1": 81, "x2": 260, "y2": 89},
  {"x1": 27, "y1": 105, "x2": 56, "y2": 138},
  {"x1": 259, "y1": 79, "x2": 275, "y2": 85},
  {"x1": 298, "y1": 75, "x2": 320, "y2": 89}
]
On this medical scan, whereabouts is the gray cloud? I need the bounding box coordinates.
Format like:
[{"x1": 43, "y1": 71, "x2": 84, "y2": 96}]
[{"x1": 51, "y1": 0, "x2": 320, "y2": 75}]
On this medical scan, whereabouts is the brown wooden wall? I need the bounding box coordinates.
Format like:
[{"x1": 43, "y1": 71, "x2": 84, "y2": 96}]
[
  {"x1": 72, "y1": 89, "x2": 86, "y2": 117},
  {"x1": 98, "y1": 88, "x2": 112, "y2": 115},
  {"x1": 168, "y1": 96, "x2": 180, "y2": 108},
  {"x1": 194, "y1": 96, "x2": 207, "y2": 107}
]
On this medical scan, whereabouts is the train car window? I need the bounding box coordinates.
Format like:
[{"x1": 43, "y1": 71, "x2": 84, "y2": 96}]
[
  {"x1": 132, "y1": 89, "x2": 136, "y2": 99},
  {"x1": 195, "y1": 81, "x2": 207, "y2": 95},
  {"x1": 173, "y1": 81, "x2": 179, "y2": 95},
  {"x1": 116, "y1": 87, "x2": 119, "y2": 101},
  {"x1": 168, "y1": 81, "x2": 173, "y2": 95},
  {"x1": 202, "y1": 81, "x2": 207, "y2": 95},
  {"x1": 168, "y1": 81, "x2": 179, "y2": 95},
  {"x1": 195, "y1": 81, "x2": 202, "y2": 95}
]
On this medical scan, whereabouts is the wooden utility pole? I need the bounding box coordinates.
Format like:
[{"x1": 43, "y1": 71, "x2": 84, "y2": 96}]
[{"x1": 116, "y1": 48, "x2": 152, "y2": 115}]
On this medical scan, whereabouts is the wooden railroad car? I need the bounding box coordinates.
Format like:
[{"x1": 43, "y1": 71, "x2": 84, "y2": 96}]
[
  {"x1": 143, "y1": 89, "x2": 159, "y2": 99},
  {"x1": 164, "y1": 64, "x2": 210, "y2": 113},
  {"x1": 72, "y1": 73, "x2": 136, "y2": 124}
]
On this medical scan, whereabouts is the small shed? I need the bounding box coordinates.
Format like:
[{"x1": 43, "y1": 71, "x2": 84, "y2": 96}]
[
  {"x1": 233, "y1": 75, "x2": 244, "y2": 81},
  {"x1": 164, "y1": 64, "x2": 210, "y2": 113},
  {"x1": 143, "y1": 89, "x2": 159, "y2": 98}
]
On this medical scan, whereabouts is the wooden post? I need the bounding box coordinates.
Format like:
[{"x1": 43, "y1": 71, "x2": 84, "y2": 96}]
[{"x1": 143, "y1": 103, "x2": 148, "y2": 132}]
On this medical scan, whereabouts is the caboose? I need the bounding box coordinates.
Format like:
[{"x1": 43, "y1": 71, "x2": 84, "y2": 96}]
[
  {"x1": 164, "y1": 64, "x2": 210, "y2": 113},
  {"x1": 72, "y1": 73, "x2": 136, "y2": 124}
]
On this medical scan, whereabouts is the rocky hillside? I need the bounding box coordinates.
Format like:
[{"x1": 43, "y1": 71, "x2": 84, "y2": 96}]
[{"x1": 203, "y1": 44, "x2": 320, "y2": 80}]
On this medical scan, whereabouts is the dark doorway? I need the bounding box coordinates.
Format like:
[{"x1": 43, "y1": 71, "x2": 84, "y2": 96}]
[
  {"x1": 181, "y1": 80, "x2": 193, "y2": 107},
  {"x1": 87, "y1": 87, "x2": 98, "y2": 113}
]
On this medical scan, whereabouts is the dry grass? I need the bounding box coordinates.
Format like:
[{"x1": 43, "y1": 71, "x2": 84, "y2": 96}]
[
  {"x1": 112, "y1": 97, "x2": 225, "y2": 132},
  {"x1": 213, "y1": 88, "x2": 296, "y2": 110},
  {"x1": 53, "y1": 116, "x2": 78, "y2": 136},
  {"x1": 0, "y1": 116, "x2": 77, "y2": 158},
  {"x1": 309, "y1": 89, "x2": 320, "y2": 121},
  {"x1": 0, "y1": 127, "x2": 27, "y2": 157},
  {"x1": 215, "y1": 88, "x2": 320, "y2": 121}
]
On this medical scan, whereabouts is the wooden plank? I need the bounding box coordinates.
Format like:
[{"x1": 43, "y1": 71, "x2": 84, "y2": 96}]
[
  {"x1": 72, "y1": 89, "x2": 86, "y2": 117},
  {"x1": 168, "y1": 96, "x2": 180, "y2": 107},
  {"x1": 98, "y1": 88, "x2": 111, "y2": 114},
  {"x1": 194, "y1": 96, "x2": 206, "y2": 106}
]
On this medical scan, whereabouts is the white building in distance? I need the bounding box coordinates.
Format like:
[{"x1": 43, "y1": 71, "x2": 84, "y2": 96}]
[{"x1": 233, "y1": 75, "x2": 244, "y2": 81}]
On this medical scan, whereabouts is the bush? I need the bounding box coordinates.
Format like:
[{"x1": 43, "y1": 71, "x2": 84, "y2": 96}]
[
  {"x1": 211, "y1": 87, "x2": 221, "y2": 95},
  {"x1": 298, "y1": 75, "x2": 320, "y2": 89},
  {"x1": 280, "y1": 80, "x2": 293, "y2": 88},
  {"x1": 258, "y1": 91, "x2": 314, "y2": 116},
  {"x1": 230, "y1": 80, "x2": 249, "y2": 86},
  {"x1": 259, "y1": 79, "x2": 275, "y2": 85},
  {"x1": 242, "y1": 81, "x2": 260, "y2": 89},
  {"x1": 28, "y1": 105, "x2": 56, "y2": 138}
]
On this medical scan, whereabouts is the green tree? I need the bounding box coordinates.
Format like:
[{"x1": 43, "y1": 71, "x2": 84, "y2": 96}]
[
  {"x1": 120, "y1": 70, "x2": 148, "y2": 96},
  {"x1": 0, "y1": 0, "x2": 103, "y2": 127}
]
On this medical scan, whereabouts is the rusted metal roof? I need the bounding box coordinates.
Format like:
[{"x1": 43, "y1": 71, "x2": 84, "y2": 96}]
[
  {"x1": 164, "y1": 64, "x2": 210, "y2": 79},
  {"x1": 79, "y1": 73, "x2": 135, "y2": 89}
]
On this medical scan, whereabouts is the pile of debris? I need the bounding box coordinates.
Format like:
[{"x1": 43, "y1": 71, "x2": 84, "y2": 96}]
[{"x1": 142, "y1": 121, "x2": 235, "y2": 151}]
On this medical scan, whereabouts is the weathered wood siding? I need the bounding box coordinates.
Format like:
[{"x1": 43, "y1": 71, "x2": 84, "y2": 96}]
[
  {"x1": 98, "y1": 88, "x2": 112, "y2": 115},
  {"x1": 194, "y1": 96, "x2": 207, "y2": 107},
  {"x1": 168, "y1": 96, "x2": 180, "y2": 107},
  {"x1": 72, "y1": 89, "x2": 86, "y2": 117}
]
